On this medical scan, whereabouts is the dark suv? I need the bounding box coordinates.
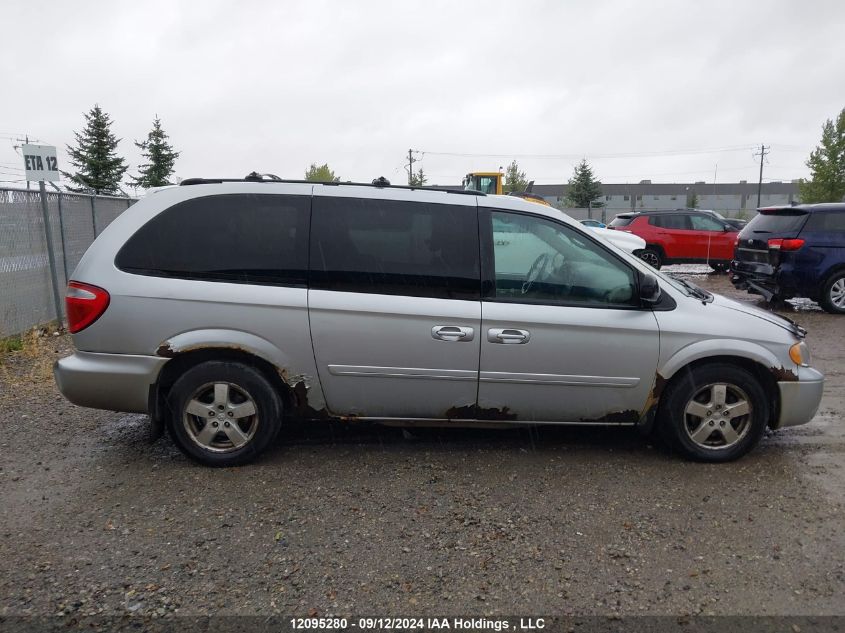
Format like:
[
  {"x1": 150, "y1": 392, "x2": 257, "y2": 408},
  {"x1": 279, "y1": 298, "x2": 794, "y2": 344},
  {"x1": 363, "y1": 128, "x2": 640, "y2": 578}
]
[{"x1": 731, "y1": 204, "x2": 845, "y2": 314}]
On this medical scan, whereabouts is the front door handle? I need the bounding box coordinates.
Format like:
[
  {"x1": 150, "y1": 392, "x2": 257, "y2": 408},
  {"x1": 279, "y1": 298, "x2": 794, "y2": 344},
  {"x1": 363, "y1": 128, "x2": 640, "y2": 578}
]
[
  {"x1": 488, "y1": 328, "x2": 530, "y2": 344},
  {"x1": 432, "y1": 325, "x2": 474, "y2": 342}
]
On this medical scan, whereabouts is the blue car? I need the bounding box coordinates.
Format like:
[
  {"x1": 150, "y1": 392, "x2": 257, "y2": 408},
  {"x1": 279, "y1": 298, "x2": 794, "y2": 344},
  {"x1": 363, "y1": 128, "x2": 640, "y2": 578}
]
[
  {"x1": 730, "y1": 203, "x2": 845, "y2": 313},
  {"x1": 580, "y1": 219, "x2": 606, "y2": 228}
]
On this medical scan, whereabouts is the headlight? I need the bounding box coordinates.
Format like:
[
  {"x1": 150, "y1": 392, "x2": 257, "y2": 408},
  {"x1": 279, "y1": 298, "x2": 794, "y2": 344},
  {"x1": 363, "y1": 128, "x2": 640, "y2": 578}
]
[{"x1": 789, "y1": 342, "x2": 810, "y2": 367}]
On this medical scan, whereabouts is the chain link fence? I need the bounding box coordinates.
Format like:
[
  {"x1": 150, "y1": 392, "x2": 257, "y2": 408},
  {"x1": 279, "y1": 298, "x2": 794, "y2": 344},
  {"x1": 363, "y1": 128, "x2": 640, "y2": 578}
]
[{"x1": 0, "y1": 187, "x2": 135, "y2": 337}]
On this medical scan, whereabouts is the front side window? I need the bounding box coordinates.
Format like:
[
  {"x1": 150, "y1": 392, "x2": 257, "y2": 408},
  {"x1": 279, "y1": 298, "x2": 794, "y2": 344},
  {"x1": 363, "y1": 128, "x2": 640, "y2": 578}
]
[
  {"x1": 310, "y1": 197, "x2": 479, "y2": 300},
  {"x1": 115, "y1": 194, "x2": 309, "y2": 285},
  {"x1": 485, "y1": 211, "x2": 637, "y2": 308},
  {"x1": 690, "y1": 214, "x2": 725, "y2": 231},
  {"x1": 477, "y1": 176, "x2": 498, "y2": 194}
]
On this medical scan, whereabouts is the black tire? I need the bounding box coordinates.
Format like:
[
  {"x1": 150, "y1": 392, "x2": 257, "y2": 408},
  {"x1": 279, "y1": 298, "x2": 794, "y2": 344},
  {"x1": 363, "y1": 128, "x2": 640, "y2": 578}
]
[
  {"x1": 819, "y1": 270, "x2": 845, "y2": 314},
  {"x1": 709, "y1": 262, "x2": 729, "y2": 273},
  {"x1": 639, "y1": 248, "x2": 662, "y2": 269},
  {"x1": 658, "y1": 363, "x2": 769, "y2": 462},
  {"x1": 166, "y1": 361, "x2": 283, "y2": 466}
]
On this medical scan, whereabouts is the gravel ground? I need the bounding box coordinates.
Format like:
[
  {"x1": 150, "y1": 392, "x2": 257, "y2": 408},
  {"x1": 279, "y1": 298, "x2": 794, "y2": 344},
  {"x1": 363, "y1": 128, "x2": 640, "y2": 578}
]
[{"x1": 1, "y1": 271, "x2": 843, "y2": 619}]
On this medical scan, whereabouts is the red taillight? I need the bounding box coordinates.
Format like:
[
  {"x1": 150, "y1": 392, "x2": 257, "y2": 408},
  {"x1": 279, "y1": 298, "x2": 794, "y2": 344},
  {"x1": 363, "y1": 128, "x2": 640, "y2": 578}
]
[
  {"x1": 768, "y1": 238, "x2": 805, "y2": 252},
  {"x1": 66, "y1": 281, "x2": 110, "y2": 333}
]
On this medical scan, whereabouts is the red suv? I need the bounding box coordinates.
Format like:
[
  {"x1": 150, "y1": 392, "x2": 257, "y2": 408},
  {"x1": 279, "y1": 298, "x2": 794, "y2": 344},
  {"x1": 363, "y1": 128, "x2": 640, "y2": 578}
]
[{"x1": 609, "y1": 210, "x2": 739, "y2": 270}]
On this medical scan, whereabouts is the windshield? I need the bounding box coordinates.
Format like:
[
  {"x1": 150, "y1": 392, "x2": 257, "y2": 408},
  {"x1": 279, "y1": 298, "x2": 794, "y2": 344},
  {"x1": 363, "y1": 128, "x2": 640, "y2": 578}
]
[{"x1": 741, "y1": 210, "x2": 809, "y2": 236}]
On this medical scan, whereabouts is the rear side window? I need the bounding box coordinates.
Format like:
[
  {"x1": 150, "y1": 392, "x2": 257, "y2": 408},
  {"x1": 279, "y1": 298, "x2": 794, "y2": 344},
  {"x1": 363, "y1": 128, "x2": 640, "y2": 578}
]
[
  {"x1": 310, "y1": 197, "x2": 479, "y2": 300},
  {"x1": 609, "y1": 216, "x2": 633, "y2": 227},
  {"x1": 742, "y1": 210, "x2": 808, "y2": 236},
  {"x1": 803, "y1": 211, "x2": 845, "y2": 232},
  {"x1": 116, "y1": 194, "x2": 309, "y2": 285},
  {"x1": 650, "y1": 214, "x2": 690, "y2": 229}
]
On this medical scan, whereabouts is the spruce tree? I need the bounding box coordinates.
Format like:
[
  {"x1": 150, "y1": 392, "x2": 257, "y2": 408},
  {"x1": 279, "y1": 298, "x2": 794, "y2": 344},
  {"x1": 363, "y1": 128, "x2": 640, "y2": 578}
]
[
  {"x1": 129, "y1": 116, "x2": 180, "y2": 189},
  {"x1": 409, "y1": 167, "x2": 427, "y2": 187},
  {"x1": 62, "y1": 104, "x2": 128, "y2": 195},
  {"x1": 565, "y1": 159, "x2": 603, "y2": 208},
  {"x1": 503, "y1": 160, "x2": 528, "y2": 193},
  {"x1": 799, "y1": 107, "x2": 845, "y2": 203}
]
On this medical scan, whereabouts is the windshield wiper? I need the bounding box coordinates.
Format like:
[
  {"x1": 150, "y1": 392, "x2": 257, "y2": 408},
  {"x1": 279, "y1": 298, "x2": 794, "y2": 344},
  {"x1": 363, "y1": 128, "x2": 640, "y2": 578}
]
[{"x1": 670, "y1": 276, "x2": 713, "y2": 302}]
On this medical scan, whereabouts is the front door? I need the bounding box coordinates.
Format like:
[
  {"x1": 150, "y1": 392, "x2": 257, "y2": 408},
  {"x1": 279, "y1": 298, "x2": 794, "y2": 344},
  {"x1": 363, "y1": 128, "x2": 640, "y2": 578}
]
[
  {"x1": 688, "y1": 213, "x2": 735, "y2": 261},
  {"x1": 308, "y1": 190, "x2": 481, "y2": 419},
  {"x1": 478, "y1": 209, "x2": 660, "y2": 422}
]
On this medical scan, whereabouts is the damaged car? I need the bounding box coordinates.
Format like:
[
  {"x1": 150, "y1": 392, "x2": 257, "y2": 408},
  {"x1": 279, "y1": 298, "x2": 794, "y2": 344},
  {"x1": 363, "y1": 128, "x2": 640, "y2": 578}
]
[
  {"x1": 731, "y1": 203, "x2": 845, "y2": 314},
  {"x1": 55, "y1": 175, "x2": 824, "y2": 466}
]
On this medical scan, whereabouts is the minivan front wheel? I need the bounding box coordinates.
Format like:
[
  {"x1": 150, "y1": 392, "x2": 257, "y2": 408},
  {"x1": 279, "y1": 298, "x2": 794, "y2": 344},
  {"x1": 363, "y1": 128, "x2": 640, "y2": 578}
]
[
  {"x1": 166, "y1": 361, "x2": 283, "y2": 466},
  {"x1": 659, "y1": 364, "x2": 769, "y2": 462},
  {"x1": 819, "y1": 271, "x2": 845, "y2": 314}
]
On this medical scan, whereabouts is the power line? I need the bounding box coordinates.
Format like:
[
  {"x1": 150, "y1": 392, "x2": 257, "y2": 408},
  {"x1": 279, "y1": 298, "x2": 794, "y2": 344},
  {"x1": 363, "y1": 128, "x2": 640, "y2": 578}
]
[{"x1": 419, "y1": 145, "x2": 759, "y2": 160}]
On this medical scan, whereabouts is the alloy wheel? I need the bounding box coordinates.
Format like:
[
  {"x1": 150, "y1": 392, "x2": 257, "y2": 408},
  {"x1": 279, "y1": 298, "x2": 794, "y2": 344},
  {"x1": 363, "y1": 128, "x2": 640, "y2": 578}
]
[
  {"x1": 831, "y1": 277, "x2": 845, "y2": 310},
  {"x1": 683, "y1": 382, "x2": 752, "y2": 450},
  {"x1": 182, "y1": 382, "x2": 259, "y2": 453},
  {"x1": 640, "y1": 251, "x2": 660, "y2": 268}
]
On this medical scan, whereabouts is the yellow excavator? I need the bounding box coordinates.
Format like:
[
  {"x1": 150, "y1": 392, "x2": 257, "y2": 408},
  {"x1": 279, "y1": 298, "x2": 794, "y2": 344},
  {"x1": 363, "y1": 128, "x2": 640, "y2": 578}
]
[
  {"x1": 462, "y1": 171, "x2": 504, "y2": 195},
  {"x1": 462, "y1": 171, "x2": 550, "y2": 206}
]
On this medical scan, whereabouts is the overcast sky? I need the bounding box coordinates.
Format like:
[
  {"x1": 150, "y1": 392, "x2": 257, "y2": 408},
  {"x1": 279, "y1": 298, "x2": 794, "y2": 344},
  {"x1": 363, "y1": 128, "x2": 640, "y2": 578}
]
[{"x1": 2, "y1": 0, "x2": 844, "y2": 189}]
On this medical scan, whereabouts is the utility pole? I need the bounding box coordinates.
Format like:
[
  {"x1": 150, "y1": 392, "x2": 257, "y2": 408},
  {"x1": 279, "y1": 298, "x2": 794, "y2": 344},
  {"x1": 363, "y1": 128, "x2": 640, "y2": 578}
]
[
  {"x1": 407, "y1": 148, "x2": 416, "y2": 185},
  {"x1": 25, "y1": 135, "x2": 30, "y2": 191},
  {"x1": 754, "y1": 144, "x2": 769, "y2": 209}
]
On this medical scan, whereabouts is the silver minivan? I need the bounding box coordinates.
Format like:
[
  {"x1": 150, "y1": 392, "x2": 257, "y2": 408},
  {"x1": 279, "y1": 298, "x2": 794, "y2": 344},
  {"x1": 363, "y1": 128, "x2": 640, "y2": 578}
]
[{"x1": 54, "y1": 177, "x2": 824, "y2": 466}]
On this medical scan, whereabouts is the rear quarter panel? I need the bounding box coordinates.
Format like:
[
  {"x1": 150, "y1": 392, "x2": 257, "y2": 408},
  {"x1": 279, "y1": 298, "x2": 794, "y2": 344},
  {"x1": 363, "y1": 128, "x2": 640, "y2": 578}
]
[{"x1": 69, "y1": 183, "x2": 327, "y2": 410}]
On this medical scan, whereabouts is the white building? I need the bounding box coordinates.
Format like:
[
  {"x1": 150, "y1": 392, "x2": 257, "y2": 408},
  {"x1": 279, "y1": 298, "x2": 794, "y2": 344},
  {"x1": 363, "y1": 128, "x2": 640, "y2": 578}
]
[{"x1": 533, "y1": 180, "x2": 800, "y2": 219}]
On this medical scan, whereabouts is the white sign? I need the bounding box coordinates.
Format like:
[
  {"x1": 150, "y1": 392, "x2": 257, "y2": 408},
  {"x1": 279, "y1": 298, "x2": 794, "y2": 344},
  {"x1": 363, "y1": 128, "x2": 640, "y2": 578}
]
[{"x1": 22, "y1": 144, "x2": 60, "y2": 181}]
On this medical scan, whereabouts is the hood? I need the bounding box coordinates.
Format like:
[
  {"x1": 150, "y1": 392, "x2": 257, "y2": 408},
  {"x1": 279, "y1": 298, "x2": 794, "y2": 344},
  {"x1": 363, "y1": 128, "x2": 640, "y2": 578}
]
[
  {"x1": 590, "y1": 227, "x2": 646, "y2": 252},
  {"x1": 710, "y1": 293, "x2": 805, "y2": 337}
]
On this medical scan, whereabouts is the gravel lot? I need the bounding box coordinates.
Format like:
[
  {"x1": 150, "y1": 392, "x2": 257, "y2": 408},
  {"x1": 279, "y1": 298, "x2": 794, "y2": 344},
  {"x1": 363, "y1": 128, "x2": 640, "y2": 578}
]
[{"x1": 1, "y1": 271, "x2": 843, "y2": 620}]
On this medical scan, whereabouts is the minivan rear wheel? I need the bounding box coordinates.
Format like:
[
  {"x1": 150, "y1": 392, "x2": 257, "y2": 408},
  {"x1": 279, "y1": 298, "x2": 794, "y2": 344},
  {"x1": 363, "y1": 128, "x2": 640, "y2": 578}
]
[
  {"x1": 658, "y1": 363, "x2": 769, "y2": 462},
  {"x1": 166, "y1": 361, "x2": 283, "y2": 466},
  {"x1": 819, "y1": 271, "x2": 845, "y2": 314}
]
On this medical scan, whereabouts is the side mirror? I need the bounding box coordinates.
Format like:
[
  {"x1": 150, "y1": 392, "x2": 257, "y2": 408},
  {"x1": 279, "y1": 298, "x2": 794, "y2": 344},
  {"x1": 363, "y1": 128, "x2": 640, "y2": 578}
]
[{"x1": 638, "y1": 271, "x2": 661, "y2": 305}]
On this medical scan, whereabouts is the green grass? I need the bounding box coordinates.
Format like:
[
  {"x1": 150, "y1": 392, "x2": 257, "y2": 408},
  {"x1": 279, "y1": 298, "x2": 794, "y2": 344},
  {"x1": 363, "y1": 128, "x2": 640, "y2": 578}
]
[{"x1": 0, "y1": 335, "x2": 23, "y2": 353}]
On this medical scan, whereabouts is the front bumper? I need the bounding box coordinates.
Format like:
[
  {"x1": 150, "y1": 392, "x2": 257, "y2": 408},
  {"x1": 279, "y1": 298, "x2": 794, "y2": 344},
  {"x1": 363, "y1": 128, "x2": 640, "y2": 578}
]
[
  {"x1": 54, "y1": 351, "x2": 167, "y2": 413},
  {"x1": 775, "y1": 366, "x2": 825, "y2": 428}
]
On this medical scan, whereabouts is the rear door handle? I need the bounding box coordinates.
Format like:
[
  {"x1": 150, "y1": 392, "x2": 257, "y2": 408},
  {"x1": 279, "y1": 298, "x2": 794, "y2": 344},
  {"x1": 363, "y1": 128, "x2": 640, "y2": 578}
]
[
  {"x1": 432, "y1": 325, "x2": 474, "y2": 342},
  {"x1": 488, "y1": 328, "x2": 530, "y2": 344}
]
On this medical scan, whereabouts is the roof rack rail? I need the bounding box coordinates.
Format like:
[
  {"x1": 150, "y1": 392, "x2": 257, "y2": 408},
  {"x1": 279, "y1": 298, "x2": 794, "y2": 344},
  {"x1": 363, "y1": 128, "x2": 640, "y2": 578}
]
[{"x1": 179, "y1": 173, "x2": 485, "y2": 196}]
